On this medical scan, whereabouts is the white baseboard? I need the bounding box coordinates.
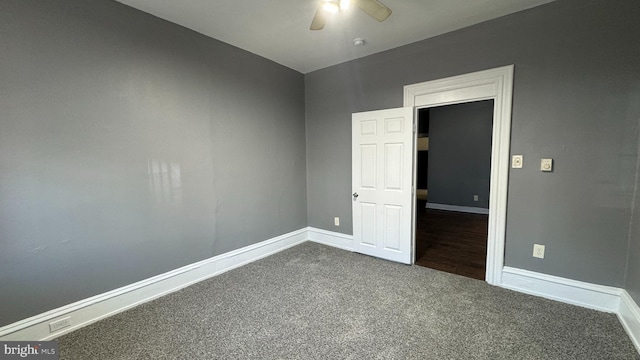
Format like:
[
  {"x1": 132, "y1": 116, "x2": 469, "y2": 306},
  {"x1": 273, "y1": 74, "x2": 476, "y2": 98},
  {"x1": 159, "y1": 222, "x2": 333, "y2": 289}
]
[
  {"x1": 307, "y1": 229, "x2": 640, "y2": 352},
  {"x1": 618, "y1": 290, "x2": 640, "y2": 353},
  {"x1": 3, "y1": 234, "x2": 640, "y2": 354},
  {"x1": 501, "y1": 266, "x2": 640, "y2": 353},
  {"x1": 0, "y1": 228, "x2": 308, "y2": 341},
  {"x1": 500, "y1": 266, "x2": 622, "y2": 312},
  {"x1": 307, "y1": 227, "x2": 354, "y2": 251},
  {"x1": 426, "y1": 203, "x2": 489, "y2": 215}
]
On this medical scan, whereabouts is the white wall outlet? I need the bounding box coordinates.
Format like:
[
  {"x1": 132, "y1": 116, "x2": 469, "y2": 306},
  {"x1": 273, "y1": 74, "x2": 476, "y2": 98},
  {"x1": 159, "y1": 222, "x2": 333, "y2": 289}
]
[
  {"x1": 334, "y1": 217, "x2": 340, "y2": 226},
  {"x1": 473, "y1": 195, "x2": 479, "y2": 202},
  {"x1": 541, "y1": 158, "x2": 553, "y2": 172},
  {"x1": 533, "y1": 244, "x2": 545, "y2": 259},
  {"x1": 49, "y1": 317, "x2": 71, "y2": 333},
  {"x1": 512, "y1": 155, "x2": 523, "y2": 169}
]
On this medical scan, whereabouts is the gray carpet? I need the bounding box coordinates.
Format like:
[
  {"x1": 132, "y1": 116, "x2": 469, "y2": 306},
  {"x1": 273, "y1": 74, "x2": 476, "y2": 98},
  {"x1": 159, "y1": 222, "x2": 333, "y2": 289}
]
[{"x1": 57, "y1": 242, "x2": 639, "y2": 359}]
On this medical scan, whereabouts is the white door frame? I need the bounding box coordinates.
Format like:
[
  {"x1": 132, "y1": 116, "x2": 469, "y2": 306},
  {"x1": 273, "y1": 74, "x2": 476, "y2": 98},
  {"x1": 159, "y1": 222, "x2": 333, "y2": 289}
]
[{"x1": 403, "y1": 65, "x2": 514, "y2": 285}]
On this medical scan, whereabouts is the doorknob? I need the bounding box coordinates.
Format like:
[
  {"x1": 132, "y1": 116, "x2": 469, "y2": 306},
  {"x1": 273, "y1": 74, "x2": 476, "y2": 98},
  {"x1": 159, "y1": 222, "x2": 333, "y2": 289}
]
[{"x1": 353, "y1": 192, "x2": 359, "y2": 201}]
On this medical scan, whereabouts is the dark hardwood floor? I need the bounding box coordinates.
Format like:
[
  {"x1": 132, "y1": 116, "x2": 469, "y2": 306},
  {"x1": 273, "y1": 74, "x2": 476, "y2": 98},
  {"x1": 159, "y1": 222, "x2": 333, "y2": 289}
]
[{"x1": 415, "y1": 205, "x2": 488, "y2": 280}]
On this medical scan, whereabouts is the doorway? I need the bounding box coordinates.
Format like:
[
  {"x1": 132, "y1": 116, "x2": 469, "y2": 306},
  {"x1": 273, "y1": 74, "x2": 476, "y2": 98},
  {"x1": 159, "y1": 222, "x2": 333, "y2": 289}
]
[
  {"x1": 350, "y1": 66, "x2": 513, "y2": 284},
  {"x1": 414, "y1": 101, "x2": 493, "y2": 280},
  {"x1": 405, "y1": 65, "x2": 514, "y2": 285}
]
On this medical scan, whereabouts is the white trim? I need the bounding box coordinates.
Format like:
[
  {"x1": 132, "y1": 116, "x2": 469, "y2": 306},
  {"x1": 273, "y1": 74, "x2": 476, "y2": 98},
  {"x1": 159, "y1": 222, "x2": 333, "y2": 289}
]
[
  {"x1": 618, "y1": 290, "x2": 640, "y2": 353},
  {"x1": 500, "y1": 266, "x2": 622, "y2": 312},
  {"x1": 309, "y1": 224, "x2": 640, "y2": 353},
  {"x1": 426, "y1": 203, "x2": 489, "y2": 215},
  {"x1": 404, "y1": 65, "x2": 514, "y2": 286},
  {"x1": 0, "y1": 228, "x2": 308, "y2": 341},
  {"x1": 307, "y1": 227, "x2": 354, "y2": 251},
  {"x1": 3, "y1": 236, "x2": 640, "y2": 353},
  {"x1": 501, "y1": 267, "x2": 640, "y2": 353}
]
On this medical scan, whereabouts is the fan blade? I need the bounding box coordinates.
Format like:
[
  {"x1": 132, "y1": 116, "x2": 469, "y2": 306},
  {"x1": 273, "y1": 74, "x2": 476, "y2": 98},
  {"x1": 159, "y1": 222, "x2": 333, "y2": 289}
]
[
  {"x1": 310, "y1": 7, "x2": 326, "y2": 30},
  {"x1": 356, "y1": 0, "x2": 392, "y2": 22}
]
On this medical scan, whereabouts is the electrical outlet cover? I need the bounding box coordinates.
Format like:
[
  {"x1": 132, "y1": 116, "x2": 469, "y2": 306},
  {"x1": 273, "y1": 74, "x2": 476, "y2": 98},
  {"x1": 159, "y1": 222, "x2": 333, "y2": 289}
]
[
  {"x1": 512, "y1": 155, "x2": 523, "y2": 169},
  {"x1": 49, "y1": 317, "x2": 71, "y2": 332}
]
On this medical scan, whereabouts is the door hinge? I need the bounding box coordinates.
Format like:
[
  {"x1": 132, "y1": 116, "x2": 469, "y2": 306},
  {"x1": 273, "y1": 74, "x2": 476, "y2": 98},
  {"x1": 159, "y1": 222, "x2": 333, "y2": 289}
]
[{"x1": 413, "y1": 122, "x2": 417, "y2": 133}]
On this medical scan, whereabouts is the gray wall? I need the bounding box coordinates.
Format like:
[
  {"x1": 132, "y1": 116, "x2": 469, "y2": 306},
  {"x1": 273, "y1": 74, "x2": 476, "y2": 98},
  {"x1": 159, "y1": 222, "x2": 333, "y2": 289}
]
[
  {"x1": 627, "y1": 183, "x2": 640, "y2": 304},
  {"x1": 305, "y1": 0, "x2": 640, "y2": 287},
  {"x1": 427, "y1": 101, "x2": 493, "y2": 209},
  {"x1": 0, "y1": 0, "x2": 306, "y2": 326},
  {"x1": 626, "y1": 109, "x2": 640, "y2": 305}
]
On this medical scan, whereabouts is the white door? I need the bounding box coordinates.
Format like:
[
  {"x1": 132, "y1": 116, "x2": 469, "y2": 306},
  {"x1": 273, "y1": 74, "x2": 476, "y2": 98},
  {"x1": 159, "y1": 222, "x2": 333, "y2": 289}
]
[{"x1": 352, "y1": 107, "x2": 414, "y2": 264}]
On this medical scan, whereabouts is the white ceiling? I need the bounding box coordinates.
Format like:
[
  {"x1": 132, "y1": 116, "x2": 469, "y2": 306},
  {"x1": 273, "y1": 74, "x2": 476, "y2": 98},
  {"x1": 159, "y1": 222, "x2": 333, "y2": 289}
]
[{"x1": 115, "y1": 0, "x2": 554, "y2": 74}]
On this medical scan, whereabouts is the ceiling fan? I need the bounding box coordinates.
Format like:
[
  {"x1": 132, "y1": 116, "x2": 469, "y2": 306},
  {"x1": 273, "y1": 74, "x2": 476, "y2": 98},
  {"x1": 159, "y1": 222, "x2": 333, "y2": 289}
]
[{"x1": 310, "y1": 0, "x2": 392, "y2": 30}]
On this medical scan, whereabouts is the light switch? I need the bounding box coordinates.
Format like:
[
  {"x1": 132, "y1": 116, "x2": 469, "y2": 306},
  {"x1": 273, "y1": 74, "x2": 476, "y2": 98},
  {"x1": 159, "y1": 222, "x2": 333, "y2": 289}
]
[
  {"x1": 512, "y1": 155, "x2": 523, "y2": 169},
  {"x1": 541, "y1": 158, "x2": 553, "y2": 172}
]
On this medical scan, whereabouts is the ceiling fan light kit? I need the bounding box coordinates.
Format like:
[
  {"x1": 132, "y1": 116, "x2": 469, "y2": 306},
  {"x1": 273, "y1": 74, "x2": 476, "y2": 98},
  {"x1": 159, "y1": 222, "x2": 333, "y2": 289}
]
[
  {"x1": 310, "y1": 0, "x2": 392, "y2": 31},
  {"x1": 322, "y1": 0, "x2": 340, "y2": 14}
]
